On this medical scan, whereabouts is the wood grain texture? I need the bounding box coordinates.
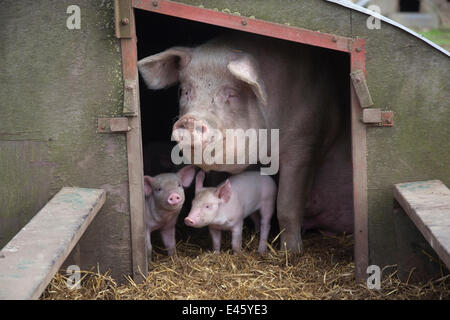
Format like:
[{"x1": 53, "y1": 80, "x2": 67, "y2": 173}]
[
  {"x1": 394, "y1": 180, "x2": 450, "y2": 270},
  {"x1": 351, "y1": 44, "x2": 369, "y2": 283},
  {"x1": 0, "y1": 188, "x2": 105, "y2": 300},
  {"x1": 0, "y1": 0, "x2": 132, "y2": 281},
  {"x1": 121, "y1": 8, "x2": 148, "y2": 282}
]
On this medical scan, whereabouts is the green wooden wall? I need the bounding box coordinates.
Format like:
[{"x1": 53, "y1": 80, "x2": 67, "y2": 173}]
[
  {"x1": 176, "y1": 0, "x2": 450, "y2": 276},
  {"x1": 0, "y1": 0, "x2": 132, "y2": 280}
]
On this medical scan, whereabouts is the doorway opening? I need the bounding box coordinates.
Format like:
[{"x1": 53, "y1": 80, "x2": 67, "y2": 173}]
[{"x1": 128, "y1": 0, "x2": 368, "y2": 281}]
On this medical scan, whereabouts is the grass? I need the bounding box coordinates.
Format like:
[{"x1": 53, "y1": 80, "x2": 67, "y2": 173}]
[{"x1": 417, "y1": 28, "x2": 450, "y2": 51}]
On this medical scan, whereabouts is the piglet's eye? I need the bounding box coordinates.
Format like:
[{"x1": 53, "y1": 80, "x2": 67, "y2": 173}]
[
  {"x1": 178, "y1": 183, "x2": 182, "y2": 188},
  {"x1": 156, "y1": 187, "x2": 162, "y2": 192}
]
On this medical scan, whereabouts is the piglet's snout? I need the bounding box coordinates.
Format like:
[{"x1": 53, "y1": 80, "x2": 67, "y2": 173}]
[
  {"x1": 184, "y1": 210, "x2": 200, "y2": 227},
  {"x1": 167, "y1": 193, "x2": 182, "y2": 205},
  {"x1": 184, "y1": 217, "x2": 195, "y2": 226}
]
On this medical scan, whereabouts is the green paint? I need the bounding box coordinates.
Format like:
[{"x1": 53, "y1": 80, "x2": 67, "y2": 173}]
[
  {"x1": 17, "y1": 259, "x2": 34, "y2": 271},
  {"x1": 58, "y1": 193, "x2": 85, "y2": 210},
  {"x1": 0, "y1": 274, "x2": 21, "y2": 279},
  {"x1": 399, "y1": 182, "x2": 432, "y2": 191}
]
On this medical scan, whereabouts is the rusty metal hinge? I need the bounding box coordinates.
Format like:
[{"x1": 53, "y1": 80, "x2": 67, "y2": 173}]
[
  {"x1": 350, "y1": 69, "x2": 374, "y2": 109},
  {"x1": 97, "y1": 117, "x2": 130, "y2": 133},
  {"x1": 362, "y1": 109, "x2": 394, "y2": 127},
  {"x1": 351, "y1": 69, "x2": 394, "y2": 127},
  {"x1": 114, "y1": 0, "x2": 132, "y2": 38}
]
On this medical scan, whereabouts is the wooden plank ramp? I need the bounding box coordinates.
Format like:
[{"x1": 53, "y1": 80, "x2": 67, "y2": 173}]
[
  {"x1": 0, "y1": 187, "x2": 105, "y2": 300},
  {"x1": 393, "y1": 180, "x2": 450, "y2": 270}
]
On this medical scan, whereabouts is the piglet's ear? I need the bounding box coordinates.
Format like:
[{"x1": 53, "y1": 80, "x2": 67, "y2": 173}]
[
  {"x1": 143, "y1": 176, "x2": 154, "y2": 197},
  {"x1": 214, "y1": 179, "x2": 232, "y2": 203},
  {"x1": 227, "y1": 55, "x2": 267, "y2": 105},
  {"x1": 177, "y1": 165, "x2": 196, "y2": 187},
  {"x1": 195, "y1": 170, "x2": 205, "y2": 193},
  {"x1": 138, "y1": 47, "x2": 192, "y2": 89}
]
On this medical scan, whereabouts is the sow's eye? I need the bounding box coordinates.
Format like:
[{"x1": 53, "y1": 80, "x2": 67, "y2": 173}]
[
  {"x1": 178, "y1": 85, "x2": 192, "y2": 106},
  {"x1": 223, "y1": 87, "x2": 238, "y2": 100}
]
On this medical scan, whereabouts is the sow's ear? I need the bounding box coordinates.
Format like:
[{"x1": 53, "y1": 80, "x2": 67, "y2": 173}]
[
  {"x1": 227, "y1": 54, "x2": 268, "y2": 105},
  {"x1": 214, "y1": 179, "x2": 232, "y2": 203},
  {"x1": 137, "y1": 47, "x2": 192, "y2": 89},
  {"x1": 177, "y1": 165, "x2": 196, "y2": 187},
  {"x1": 195, "y1": 170, "x2": 205, "y2": 193},
  {"x1": 143, "y1": 176, "x2": 154, "y2": 197}
]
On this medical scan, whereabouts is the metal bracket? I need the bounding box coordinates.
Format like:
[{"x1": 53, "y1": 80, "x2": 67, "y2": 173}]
[
  {"x1": 350, "y1": 69, "x2": 374, "y2": 109},
  {"x1": 123, "y1": 79, "x2": 138, "y2": 116},
  {"x1": 362, "y1": 109, "x2": 394, "y2": 127},
  {"x1": 114, "y1": 0, "x2": 132, "y2": 38},
  {"x1": 97, "y1": 117, "x2": 130, "y2": 133}
]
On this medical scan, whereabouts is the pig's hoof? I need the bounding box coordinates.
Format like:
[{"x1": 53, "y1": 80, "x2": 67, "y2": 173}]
[{"x1": 280, "y1": 241, "x2": 304, "y2": 255}]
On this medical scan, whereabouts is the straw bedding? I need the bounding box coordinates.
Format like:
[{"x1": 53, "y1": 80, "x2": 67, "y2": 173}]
[{"x1": 41, "y1": 230, "x2": 449, "y2": 300}]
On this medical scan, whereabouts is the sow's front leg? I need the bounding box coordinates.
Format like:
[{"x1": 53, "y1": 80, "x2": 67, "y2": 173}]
[{"x1": 277, "y1": 155, "x2": 315, "y2": 254}]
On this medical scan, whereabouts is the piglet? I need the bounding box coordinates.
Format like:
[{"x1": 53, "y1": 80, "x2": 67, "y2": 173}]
[
  {"x1": 185, "y1": 171, "x2": 276, "y2": 254},
  {"x1": 144, "y1": 165, "x2": 195, "y2": 259}
]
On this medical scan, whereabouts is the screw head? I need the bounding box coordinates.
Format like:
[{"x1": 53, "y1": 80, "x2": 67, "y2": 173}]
[
  {"x1": 152, "y1": 1, "x2": 158, "y2": 7},
  {"x1": 241, "y1": 20, "x2": 247, "y2": 26},
  {"x1": 121, "y1": 17, "x2": 129, "y2": 25}
]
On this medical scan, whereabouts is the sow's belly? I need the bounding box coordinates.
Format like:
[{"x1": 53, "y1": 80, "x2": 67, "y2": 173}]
[{"x1": 304, "y1": 132, "x2": 354, "y2": 236}]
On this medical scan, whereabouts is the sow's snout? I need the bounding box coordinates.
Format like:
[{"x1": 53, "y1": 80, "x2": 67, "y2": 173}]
[{"x1": 172, "y1": 116, "x2": 210, "y2": 146}]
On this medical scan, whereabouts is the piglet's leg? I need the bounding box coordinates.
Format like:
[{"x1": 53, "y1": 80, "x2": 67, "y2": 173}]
[
  {"x1": 231, "y1": 222, "x2": 243, "y2": 254},
  {"x1": 258, "y1": 199, "x2": 275, "y2": 254},
  {"x1": 146, "y1": 228, "x2": 152, "y2": 262},
  {"x1": 209, "y1": 227, "x2": 222, "y2": 253},
  {"x1": 160, "y1": 226, "x2": 177, "y2": 256}
]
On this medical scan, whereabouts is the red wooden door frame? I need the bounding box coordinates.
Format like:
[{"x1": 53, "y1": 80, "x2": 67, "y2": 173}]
[{"x1": 125, "y1": 0, "x2": 369, "y2": 282}]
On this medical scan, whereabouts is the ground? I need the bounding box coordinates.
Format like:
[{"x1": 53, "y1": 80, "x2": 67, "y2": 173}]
[{"x1": 41, "y1": 231, "x2": 449, "y2": 300}]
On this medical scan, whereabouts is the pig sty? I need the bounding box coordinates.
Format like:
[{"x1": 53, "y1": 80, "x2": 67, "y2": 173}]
[{"x1": 138, "y1": 32, "x2": 352, "y2": 252}]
